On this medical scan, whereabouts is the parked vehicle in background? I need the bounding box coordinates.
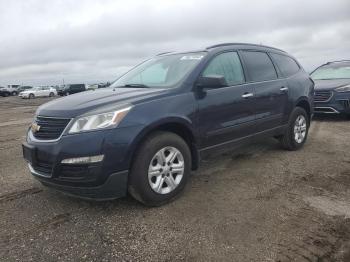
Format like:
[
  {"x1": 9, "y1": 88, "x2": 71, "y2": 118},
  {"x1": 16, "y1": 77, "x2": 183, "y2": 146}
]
[
  {"x1": 23, "y1": 43, "x2": 314, "y2": 206},
  {"x1": 18, "y1": 86, "x2": 33, "y2": 93},
  {"x1": 311, "y1": 60, "x2": 350, "y2": 117},
  {"x1": 0, "y1": 85, "x2": 20, "y2": 96},
  {"x1": 87, "y1": 83, "x2": 111, "y2": 91},
  {"x1": 0, "y1": 87, "x2": 5, "y2": 97},
  {"x1": 57, "y1": 84, "x2": 86, "y2": 96},
  {"x1": 98, "y1": 82, "x2": 110, "y2": 88},
  {"x1": 19, "y1": 86, "x2": 57, "y2": 99}
]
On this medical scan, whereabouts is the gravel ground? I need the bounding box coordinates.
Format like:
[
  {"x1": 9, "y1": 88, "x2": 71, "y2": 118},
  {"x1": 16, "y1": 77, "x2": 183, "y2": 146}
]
[{"x1": 0, "y1": 96, "x2": 350, "y2": 262}]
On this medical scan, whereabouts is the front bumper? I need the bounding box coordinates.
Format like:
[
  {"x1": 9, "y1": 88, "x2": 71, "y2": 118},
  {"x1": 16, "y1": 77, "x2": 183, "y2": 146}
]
[
  {"x1": 23, "y1": 125, "x2": 143, "y2": 200},
  {"x1": 31, "y1": 164, "x2": 128, "y2": 200},
  {"x1": 19, "y1": 93, "x2": 29, "y2": 98},
  {"x1": 0, "y1": 90, "x2": 10, "y2": 96},
  {"x1": 314, "y1": 91, "x2": 350, "y2": 114}
]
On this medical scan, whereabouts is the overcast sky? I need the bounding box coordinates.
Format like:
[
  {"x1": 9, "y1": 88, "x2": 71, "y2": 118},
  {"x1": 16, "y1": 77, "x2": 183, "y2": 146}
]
[{"x1": 0, "y1": 0, "x2": 349, "y2": 86}]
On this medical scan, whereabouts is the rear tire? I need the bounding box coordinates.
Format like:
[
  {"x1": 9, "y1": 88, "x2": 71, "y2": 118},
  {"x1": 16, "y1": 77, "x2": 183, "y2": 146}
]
[
  {"x1": 49, "y1": 92, "x2": 54, "y2": 97},
  {"x1": 279, "y1": 107, "x2": 309, "y2": 151},
  {"x1": 128, "y1": 131, "x2": 191, "y2": 206},
  {"x1": 11, "y1": 91, "x2": 18, "y2": 96}
]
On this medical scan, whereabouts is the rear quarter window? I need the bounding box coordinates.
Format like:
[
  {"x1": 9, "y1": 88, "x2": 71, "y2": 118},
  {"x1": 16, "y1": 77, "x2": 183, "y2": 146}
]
[
  {"x1": 270, "y1": 53, "x2": 300, "y2": 77},
  {"x1": 240, "y1": 51, "x2": 277, "y2": 82}
]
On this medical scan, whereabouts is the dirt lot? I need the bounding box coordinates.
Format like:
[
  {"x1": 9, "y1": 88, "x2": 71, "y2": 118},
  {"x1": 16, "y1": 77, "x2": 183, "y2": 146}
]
[{"x1": 0, "y1": 96, "x2": 350, "y2": 262}]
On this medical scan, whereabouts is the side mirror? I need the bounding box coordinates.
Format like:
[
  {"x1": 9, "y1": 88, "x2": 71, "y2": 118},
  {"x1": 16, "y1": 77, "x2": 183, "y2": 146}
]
[{"x1": 196, "y1": 75, "x2": 228, "y2": 89}]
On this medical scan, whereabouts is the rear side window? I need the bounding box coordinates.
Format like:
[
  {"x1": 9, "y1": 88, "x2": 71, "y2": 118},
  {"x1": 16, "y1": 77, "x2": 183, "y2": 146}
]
[
  {"x1": 270, "y1": 53, "x2": 300, "y2": 77},
  {"x1": 241, "y1": 51, "x2": 277, "y2": 82},
  {"x1": 202, "y1": 52, "x2": 245, "y2": 86}
]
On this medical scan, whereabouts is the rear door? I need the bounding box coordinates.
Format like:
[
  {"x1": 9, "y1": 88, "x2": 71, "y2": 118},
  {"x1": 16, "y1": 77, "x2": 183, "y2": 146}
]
[
  {"x1": 196, "y1": 51, "x2": 255, "y2": 149},
  {"x1": 269, "y1": 53, "x2": 302, "y2": 123},
  {"x1": 240, "y1": 51, "x2": 288, "y2": 132}
]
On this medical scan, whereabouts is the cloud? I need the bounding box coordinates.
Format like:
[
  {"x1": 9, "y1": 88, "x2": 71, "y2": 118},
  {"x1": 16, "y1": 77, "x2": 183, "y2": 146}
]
[{"x1": 0, "y1": 0, "x2": 349, "y2": 85}]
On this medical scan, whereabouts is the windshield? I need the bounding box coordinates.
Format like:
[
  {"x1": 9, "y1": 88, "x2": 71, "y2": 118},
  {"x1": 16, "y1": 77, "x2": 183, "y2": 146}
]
[
  {"x1": 110, "y1": 52, "x2": 206, "y2": 88},
  {"x1": 311, "y1": 63, "x2": 350, "y2": 80}
]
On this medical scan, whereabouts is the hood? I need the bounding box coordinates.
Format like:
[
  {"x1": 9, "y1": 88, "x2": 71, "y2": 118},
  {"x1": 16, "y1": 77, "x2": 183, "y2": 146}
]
[
  {"x1": 36, "y1": 87, "x2": 168, "y2": 118},
  {"x1": 314, "y1": 79, "x2": 350, "y2": 91}
]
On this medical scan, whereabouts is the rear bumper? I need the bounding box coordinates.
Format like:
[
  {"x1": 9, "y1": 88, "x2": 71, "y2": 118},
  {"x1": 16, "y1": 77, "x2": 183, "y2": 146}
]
[{"x1": 314, "y1": 91, "x2": 350, "y2": 114}]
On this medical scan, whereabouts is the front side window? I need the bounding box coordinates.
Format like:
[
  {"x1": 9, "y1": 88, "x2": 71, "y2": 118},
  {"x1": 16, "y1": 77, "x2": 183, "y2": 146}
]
[
  {"x1": 202, "y1": 52, "x2": 245, "y2": 86},
  {"x1": 241, "y1": 51, "x2": 277, "y2": 82},
  {"x1": 110, "y1": 52, "x2": 206, "y2": 88},
  {"x1": 311, "y1": 63, "x2": 350, "y2": 80},
  {"x1": 270, "y1": 53, "x2": 300, "y2": 77}
]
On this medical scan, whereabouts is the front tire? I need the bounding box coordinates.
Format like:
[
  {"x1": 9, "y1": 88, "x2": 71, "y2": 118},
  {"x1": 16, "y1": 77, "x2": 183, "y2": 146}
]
[
  {"x1": 279, "y1": 107, "x2": 309, "y2": 151},
  {"x1": 11, "y1": 91, "x2": 18, "y2": 96},
  {"x1": 29, "y1": 93, "x2": 35, "y2": 99},
  {"x1": 128, "y1": 131, "x2": 191, "y2": 206},
  {"x1": 49, "y1": 92, "x2": 54, "y2": 97}
]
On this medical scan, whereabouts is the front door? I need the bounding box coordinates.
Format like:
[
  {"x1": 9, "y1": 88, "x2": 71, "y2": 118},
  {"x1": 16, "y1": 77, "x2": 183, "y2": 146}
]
[{"x1": 196, "y1": 51, "x2": 255, "y2": 149}]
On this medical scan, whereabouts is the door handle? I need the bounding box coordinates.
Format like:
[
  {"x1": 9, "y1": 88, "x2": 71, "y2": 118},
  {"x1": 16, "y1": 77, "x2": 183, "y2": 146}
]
[
  {"x1": 280, "y1": 87, "x2": 289, "y2": 92},
  {"x1": 242, "y1": 93, "x2": 254, "y2": 98}
]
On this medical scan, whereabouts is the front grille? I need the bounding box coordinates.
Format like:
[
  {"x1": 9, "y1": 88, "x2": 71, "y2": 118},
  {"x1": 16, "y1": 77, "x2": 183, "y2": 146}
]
[
  {"x1": 32, "y1": 116, "x2": 70, "y2": 140},
  {"x1": 314, "y1": 90, "x2": 333, "y2": 102}
]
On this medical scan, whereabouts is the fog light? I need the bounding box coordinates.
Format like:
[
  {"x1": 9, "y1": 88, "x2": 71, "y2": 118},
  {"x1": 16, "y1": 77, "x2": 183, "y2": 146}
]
[{"x1": 61, "y1": 155, "x2": 104, "y2": 164}]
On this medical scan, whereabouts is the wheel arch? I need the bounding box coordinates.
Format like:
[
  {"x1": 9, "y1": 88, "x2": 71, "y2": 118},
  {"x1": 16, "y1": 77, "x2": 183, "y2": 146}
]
[
  {"x1": 295, "y1": 97, "x2": 311, "y2": 120},
  {"x1": 127, "y1": 117, "x2": 199, "y2": 171}
]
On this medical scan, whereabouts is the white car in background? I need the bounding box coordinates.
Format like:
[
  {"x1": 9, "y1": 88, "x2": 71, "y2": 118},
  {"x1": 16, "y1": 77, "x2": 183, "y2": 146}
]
[{"x1": 19, "y1": 86, "x2": 57, "y2": 99}]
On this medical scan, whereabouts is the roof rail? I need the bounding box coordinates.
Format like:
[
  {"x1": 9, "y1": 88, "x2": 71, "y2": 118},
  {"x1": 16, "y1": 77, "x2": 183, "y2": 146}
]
[
  {"x1": 206, "y1": 43, "x2": 286, "y2": 53},
  {"x1": 326, "y1": 60, "x2": 350, "y2": 64},
  {"x1": 156, "y1": 51, "x2": 173, "y2": 56}
]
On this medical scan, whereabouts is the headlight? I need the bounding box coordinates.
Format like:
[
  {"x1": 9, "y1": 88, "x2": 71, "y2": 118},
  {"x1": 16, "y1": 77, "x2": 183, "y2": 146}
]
[
  {"x1": 68, "y1": 106, "x2": 133, "y2": 134},
  {"x1": 335, "y1": 85, "x2": 350, "y2": 92}
]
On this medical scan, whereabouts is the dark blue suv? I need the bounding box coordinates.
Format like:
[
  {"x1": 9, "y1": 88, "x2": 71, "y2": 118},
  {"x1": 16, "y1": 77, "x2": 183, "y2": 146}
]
[
  {"x1": 22, "y1": 43, "x2": 314, "y2": 206},
  {"x1": 311, "y1": 60, "x2": 350, "y2": 116}
]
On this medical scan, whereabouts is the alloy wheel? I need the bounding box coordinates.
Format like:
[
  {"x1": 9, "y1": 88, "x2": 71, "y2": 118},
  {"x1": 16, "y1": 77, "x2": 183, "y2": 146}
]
[
  {"x1": 148, "y1": 146, "x2": 185, "y2": 195},
  {"x1": 294, "y1": 115, "x2": 307, "y2": 143}
]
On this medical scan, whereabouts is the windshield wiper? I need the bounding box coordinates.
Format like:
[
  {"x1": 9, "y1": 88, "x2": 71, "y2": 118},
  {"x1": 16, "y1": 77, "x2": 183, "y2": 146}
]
[{"x1": 123, "y1": 84, "x2": 150, "y2": 88}]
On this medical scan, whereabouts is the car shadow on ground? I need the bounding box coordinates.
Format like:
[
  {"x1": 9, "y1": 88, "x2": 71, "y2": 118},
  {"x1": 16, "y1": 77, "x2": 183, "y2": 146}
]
[
  {"x1": 313, "y1": 113, "x2": 349, "y2": 122},
  {"x1": 34, "y1": 137, "x2": 282, "y2": 212}
]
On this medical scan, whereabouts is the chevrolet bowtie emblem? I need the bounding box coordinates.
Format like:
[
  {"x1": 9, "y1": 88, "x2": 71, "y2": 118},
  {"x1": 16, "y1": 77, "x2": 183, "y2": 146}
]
[{"x1": 31, "y1": 122, "x2": 41, "y2": 133}]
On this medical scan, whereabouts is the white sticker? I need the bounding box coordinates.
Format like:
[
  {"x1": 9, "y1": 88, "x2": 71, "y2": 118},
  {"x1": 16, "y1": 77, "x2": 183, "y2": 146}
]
[{"x1": 180, "y1": 55, "x2": 204, "y2": 60}]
